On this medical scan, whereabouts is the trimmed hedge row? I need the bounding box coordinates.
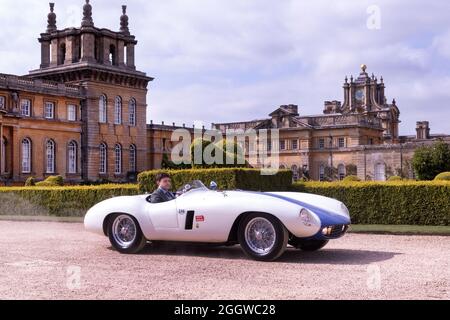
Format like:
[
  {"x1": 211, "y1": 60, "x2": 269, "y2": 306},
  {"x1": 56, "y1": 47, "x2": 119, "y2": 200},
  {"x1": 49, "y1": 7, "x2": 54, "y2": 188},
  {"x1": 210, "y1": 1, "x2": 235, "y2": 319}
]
[
  {"x1": 137, "y1": 168, "x2": 293, "y2": 193},
  {"x1": 291, "y1": 181, "x2": 450, "y2": 226},
  {"x1": 0, "y1": 185, "x2": 139, "y2": 217}
]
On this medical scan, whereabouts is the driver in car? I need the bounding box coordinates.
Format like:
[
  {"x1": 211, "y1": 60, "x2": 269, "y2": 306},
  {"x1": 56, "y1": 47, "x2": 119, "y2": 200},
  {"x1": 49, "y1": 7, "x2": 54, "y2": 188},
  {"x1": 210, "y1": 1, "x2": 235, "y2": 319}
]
[{"x1": 149, "y1": 173, "x2": 176, "y2": 204}]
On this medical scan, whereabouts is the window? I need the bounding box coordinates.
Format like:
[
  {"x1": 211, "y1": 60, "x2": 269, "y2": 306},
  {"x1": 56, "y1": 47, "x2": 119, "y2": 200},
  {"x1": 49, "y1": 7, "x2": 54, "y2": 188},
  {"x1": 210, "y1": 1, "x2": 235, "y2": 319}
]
[
  {"x1": 99, "y1": 143, "x2": 107, "y2": 174},
  {"x1": 129, "y1": 98, "x2": 136, "y2": 126},
  {"x1": 0, "y1": 96, "x2": 5, "y2": 109},
  {"x1": 280, "y1": 140, "x2": 286, "y2": 150},
  {"x1": 21, "y1": 139, "x2": 31, "y2": 173},
  {"x1": 44, "y1": 102, "x2": 55, "y2": 119},
  {"x1": 267, "y1": 140, "x2": 272, "y2": 152},
  {"x1": 114, "y1": 144, "x2": 122, "y2": 174},
  {"x1": 46, "y1": 140, "x2": 55, "y2": 174},
  {"x1": 318, "y1": 138, "x2": 325, "y2": 149},
  {"x1": 319, "y1": 164, "x2": 325, "y2": 182},
  {"x1": 338, "y1": 137, "x2": 345, "y2": 148},
  {"x1": 292, "y1": 139, "x2": 298, "y2": 150},
  {"x1": 68, "y1": 141, "x2": 77, "y2": 174},
  {"x1": 114, "y1": 96, "x2": 122, "y2": 125},
  {"x1": 338, "y1": 164, "x2": 346, "y2": 180},
  {"x1": 21, "y1": 99, "x2": 31, "y2": 117},
  {"x1": 129, "y1": 145, "x2": 136, "y2": 172},
  {"x1": 99, "y1": 95, "x2": 107, "y2": 123},
  {"x1": 375, "y1": 163, "x2": 386, "y2": 181},
  {"x1": 67, "y1": 105, "x2": 77, "y2": 121}
]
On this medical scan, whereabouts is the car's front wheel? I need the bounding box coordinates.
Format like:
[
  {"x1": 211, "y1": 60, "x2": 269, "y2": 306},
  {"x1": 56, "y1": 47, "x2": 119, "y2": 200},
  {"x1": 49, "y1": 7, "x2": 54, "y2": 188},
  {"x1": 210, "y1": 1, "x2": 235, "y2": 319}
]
[
  {"x1": 107, "y1": 214, "x2": 147, "y2": 254},
  {"x1": 238, "y1": 213, "x2": 288, "y2": 261}
]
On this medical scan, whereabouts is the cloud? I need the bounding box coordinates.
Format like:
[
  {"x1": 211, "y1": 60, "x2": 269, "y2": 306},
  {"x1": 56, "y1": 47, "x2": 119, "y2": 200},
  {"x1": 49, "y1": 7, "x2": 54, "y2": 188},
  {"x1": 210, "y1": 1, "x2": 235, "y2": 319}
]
[{"x1": 0, "y1": 0, "x2": 449, "y2": 134}]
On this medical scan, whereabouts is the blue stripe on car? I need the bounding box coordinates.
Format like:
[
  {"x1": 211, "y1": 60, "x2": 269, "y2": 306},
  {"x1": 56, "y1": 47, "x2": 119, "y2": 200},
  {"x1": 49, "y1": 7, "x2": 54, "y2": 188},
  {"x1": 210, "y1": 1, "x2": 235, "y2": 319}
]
[{"x1": 240, "y1": 191, "x2": 351, "y2": 227}]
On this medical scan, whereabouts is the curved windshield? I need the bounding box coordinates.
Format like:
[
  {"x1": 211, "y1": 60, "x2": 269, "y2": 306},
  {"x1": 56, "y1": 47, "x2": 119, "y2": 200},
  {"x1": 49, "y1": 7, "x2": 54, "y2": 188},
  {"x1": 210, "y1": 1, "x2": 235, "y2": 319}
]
[{"x1": 176, "y1": 180, "x2": 208, "y2": 196}]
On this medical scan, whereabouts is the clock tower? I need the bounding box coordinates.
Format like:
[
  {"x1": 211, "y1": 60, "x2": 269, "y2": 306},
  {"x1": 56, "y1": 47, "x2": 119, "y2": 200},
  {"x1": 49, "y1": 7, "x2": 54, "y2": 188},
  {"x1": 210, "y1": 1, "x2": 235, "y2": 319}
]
[{"x1": 324, "y1": 65, "x2": 400, "y2": 143}]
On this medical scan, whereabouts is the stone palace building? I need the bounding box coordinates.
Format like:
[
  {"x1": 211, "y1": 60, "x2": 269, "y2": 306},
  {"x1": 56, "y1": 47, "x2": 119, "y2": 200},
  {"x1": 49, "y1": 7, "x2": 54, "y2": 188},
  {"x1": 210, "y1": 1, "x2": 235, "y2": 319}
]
[
  {"x1": 1, "y1": 2, "x2": 449, "y2": 184},
  {"x1": 0, "y1": 2, "x2": 152, "y2": 184},
  {"x1": 214, "y1": 65, "x2": 450, "y2": 181}
]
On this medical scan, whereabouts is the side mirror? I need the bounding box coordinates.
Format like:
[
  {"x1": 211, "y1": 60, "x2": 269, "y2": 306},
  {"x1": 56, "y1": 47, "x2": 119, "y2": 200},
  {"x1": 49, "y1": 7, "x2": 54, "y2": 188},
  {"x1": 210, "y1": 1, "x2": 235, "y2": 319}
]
[{"x1": 210, "y1": 181, "x2": 218, "y2": 190}]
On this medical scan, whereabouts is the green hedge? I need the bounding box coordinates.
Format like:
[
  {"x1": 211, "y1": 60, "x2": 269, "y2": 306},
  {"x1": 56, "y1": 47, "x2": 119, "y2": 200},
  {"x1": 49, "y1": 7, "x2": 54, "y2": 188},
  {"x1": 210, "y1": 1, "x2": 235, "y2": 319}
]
[
  {"x1": 0, "y1": 185, "x2": 139, "y2": 217},
  {"x1": 138, "y1": 168, "x2": 293, "y2": 193},
  {"x1": 291, "y1": 181, "x2": 450, "y2": 226}
]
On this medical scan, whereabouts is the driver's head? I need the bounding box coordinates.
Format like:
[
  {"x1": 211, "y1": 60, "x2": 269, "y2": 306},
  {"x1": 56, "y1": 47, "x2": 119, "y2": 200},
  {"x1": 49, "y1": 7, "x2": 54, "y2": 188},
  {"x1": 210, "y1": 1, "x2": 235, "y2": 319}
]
[{"x1": 156, "y1": 173, "x2": 172, "y2": 191}]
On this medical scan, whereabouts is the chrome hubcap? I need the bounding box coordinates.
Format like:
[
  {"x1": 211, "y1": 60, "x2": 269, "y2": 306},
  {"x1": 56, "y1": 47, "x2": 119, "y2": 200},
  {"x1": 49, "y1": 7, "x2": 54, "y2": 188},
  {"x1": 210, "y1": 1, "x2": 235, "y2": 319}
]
[
  {"x1": 244, "y1": 217, "x2": 276, "y2": 254},
  {"x1": 112, "y1": 215, "x2": 137, "y2": 248}
]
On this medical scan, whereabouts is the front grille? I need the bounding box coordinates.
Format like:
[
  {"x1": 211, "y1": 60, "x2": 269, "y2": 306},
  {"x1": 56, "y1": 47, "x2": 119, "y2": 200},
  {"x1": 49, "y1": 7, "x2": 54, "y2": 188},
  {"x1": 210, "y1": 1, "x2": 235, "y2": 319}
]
[{"x1": 328, "y1": 224, "x2": 348, "y2": 238}]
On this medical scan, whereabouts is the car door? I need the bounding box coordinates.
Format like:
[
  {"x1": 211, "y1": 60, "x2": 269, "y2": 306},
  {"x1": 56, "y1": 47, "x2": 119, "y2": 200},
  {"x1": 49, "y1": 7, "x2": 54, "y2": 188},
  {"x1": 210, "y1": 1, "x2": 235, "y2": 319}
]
[
  {"x1": 147, "y1": 199, "x2": 178, "y2": 229},
  {"x1": 173, "y1": 190, "x2": 231, "y2": 242}
]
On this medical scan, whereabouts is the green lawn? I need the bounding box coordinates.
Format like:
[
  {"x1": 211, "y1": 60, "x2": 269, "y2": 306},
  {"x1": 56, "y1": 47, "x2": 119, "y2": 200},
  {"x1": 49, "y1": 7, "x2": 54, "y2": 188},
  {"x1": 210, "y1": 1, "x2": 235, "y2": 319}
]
[{"x1": 349, "y1": 224, "x2": 450, "y2": 236}]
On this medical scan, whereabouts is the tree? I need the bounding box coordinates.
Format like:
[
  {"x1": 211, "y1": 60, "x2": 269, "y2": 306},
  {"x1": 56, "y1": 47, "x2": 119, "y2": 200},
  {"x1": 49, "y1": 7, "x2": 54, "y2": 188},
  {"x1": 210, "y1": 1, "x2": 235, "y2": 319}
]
[
  {"x1": 412, "y1": 140, "x2": 450, "y2": 180},
  {"x1": 190, "y1": 138, "x2": 249, "y2": 169}
]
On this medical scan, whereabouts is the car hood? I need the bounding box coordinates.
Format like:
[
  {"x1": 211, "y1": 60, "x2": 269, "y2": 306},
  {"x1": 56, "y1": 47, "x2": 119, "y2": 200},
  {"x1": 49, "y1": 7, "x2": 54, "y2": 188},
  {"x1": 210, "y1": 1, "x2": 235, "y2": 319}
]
[{"x1": 226, "y1": 190, "x2": 351, "y2": 224}]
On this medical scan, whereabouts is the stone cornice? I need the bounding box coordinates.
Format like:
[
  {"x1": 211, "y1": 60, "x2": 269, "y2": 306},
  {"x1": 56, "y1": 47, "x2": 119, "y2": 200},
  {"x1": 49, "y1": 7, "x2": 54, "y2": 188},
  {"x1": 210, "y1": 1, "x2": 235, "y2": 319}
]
[{"x1": 0, "y1": 73, "x2": 83, "y2": 98}]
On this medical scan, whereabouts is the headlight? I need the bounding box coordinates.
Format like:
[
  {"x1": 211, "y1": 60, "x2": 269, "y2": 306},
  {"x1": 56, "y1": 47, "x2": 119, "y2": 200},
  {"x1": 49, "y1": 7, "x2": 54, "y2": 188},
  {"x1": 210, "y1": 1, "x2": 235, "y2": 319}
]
[{"x1": 299, "y1": 209, "x2": 313, "y2": 226}]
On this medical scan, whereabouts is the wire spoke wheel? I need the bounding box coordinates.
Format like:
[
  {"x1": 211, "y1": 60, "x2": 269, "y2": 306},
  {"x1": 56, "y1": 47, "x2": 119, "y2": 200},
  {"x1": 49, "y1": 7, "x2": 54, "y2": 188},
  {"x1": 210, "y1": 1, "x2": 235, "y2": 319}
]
[{"x1": 111, "y1": 215, "x2": 137, "y2": 249}]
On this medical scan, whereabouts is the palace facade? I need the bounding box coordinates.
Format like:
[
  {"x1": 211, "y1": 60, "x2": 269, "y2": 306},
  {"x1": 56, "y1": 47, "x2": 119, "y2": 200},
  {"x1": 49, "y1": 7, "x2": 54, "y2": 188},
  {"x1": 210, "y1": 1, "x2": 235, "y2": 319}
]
[
  {"x1": 1, "y1": 2, "x2": 152, "y2": 184},
  {"x1": 214, "y1": 65, "x2": 450, "y2": 181}
]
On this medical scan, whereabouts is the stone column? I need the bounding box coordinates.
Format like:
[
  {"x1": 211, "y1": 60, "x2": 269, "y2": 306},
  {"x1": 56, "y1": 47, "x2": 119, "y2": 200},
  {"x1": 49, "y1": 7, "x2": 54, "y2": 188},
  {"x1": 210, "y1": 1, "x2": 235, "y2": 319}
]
[
  {"x1": 117, "y1": 40, "x2": 125, "y2": 67},
  {"x1": 81, "y1": 32, "x2": 96, "y2": 63},
  {"x1": 65, "y1": 36, "x2": 75, "y2": 64},
  {"x1": 126, "y1": 43, "x2": 135, "y2": 69},
  {"x1": 50, "y1": 38, "x2": 59, "y2": 67},
  {"x1": 40, "y1": 41, "x2": 51, "y2": 68}
]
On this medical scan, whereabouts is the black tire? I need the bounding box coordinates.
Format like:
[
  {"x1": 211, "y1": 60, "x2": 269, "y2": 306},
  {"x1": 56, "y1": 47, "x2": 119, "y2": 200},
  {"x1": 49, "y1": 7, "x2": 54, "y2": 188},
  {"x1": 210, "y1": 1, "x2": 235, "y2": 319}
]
[
  {"x1": 238, "y1": 213, "x2": 288, "y2": 261},
  {"x1": 292, "y1": 239, "x2": 329, "y2": 251},
  {"x1": 107, "y1": 214, "x2": 147, "y2": 254}
]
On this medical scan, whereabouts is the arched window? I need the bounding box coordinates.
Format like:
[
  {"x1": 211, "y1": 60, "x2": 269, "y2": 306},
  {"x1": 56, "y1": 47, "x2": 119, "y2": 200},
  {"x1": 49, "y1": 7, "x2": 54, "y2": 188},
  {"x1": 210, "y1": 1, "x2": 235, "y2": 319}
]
[
  {"x1": 375, "y1": 163, "x2": 386, "y2": 181},
  {"x1": 46, "y1": 140, "x2": 56, "y2": 174},
  {"x1": 129, "y1": 144, "x2": 137, "y2": 172},
  {"x1": 99, "y1": 143, "x2": 107, "y2": 174},
  {"x1": 99, "y1": 95, "x2": 107, "y2": 123},
  {"x1": 279, "y1": 165, "x2": 286, "y2": 170},
  {"x1": 338, "y1": 164, "x2": 346, "y2": 180},
  {"x1": 291, "y1": 165, "x2": 299, "y2": 181},
  {"x1": 319, "y1": 164, "x2": 325, "y2": 182},
  {"x1": 1, "y1": 137, "x2": 6, "y2": 173},
  {"x1": 114, "y1": 96, "x2": 122, "y2": 125},
  {"x1": 114, "y1": 144, "x2": 122, "y2": 174},
  {"x1": 129, "y1": 98, "x2": 136, "y2": 126},
  {"x1": 68, "y1": 141, "x2": 77, "y2": 174},
  {"x1": 22, "y1": 139, "x2": 32, "y2": 173}
]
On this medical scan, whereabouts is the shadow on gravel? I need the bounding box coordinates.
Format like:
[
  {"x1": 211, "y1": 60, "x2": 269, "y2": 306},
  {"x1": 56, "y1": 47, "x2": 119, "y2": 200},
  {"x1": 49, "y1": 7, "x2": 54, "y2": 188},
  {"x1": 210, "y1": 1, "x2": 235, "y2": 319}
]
[{"x1": 114, "y1": 243, "x2": 400, "y2": 265}]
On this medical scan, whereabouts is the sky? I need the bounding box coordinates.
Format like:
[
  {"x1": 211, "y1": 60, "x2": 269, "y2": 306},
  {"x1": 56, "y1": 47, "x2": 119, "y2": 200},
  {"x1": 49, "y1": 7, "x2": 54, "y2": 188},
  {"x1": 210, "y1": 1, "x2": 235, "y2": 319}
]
[{"x1": 1, "y1": 0, "x2": 450, "y2": 135}]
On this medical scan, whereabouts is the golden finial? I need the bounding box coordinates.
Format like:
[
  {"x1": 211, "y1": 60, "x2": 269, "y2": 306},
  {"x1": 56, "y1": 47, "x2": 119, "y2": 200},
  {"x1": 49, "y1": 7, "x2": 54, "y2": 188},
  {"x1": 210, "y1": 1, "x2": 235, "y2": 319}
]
[{"x1": 361, "y1": 64, "x2": 367, "y2": 72}]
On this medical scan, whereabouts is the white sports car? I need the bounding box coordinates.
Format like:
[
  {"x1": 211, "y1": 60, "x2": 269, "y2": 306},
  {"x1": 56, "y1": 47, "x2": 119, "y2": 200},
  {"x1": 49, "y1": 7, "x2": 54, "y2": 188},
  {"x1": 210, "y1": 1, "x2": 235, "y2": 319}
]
[{"x1": 84, "y1": 180, "x2": 351, "y2": 261}]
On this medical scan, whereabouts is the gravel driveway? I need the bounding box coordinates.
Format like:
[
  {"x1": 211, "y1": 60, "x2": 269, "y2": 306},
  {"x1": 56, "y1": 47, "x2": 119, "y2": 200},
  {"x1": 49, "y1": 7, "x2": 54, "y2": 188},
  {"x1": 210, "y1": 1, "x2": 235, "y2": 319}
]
[{"x1": 0, "y1": 221, "x2": 448, "y2": 300}]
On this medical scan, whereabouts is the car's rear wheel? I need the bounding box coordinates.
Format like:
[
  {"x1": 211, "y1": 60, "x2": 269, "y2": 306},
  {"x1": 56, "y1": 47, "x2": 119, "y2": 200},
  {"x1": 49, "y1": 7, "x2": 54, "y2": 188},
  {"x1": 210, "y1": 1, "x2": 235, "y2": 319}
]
[
  {"x1": 291, "y1": 239, "x2": 329, "y2": 251},
  {"x1": 238, "y1": 213, "x2": 288, "y2": 261},
  {"x1": 108, "y1": 214, "x2": 147, "y2": 254}
]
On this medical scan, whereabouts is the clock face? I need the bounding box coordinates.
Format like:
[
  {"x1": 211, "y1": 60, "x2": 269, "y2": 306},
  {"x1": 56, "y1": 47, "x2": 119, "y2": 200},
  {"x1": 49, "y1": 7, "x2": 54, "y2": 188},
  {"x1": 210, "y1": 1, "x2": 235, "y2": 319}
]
[{"x1": 355, "y1": 89, "x2": 365, "y2": 102}]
